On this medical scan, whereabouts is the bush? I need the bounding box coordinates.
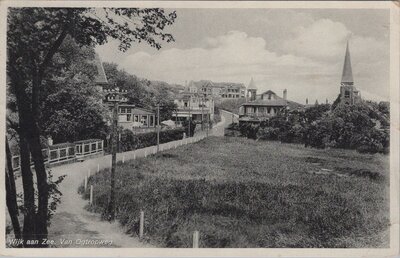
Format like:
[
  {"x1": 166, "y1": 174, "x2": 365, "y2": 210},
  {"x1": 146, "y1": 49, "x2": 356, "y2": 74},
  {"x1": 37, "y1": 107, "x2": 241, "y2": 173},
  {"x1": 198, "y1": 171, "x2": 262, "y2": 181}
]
[
  {"x1": 256, "y1": 127, "x2": 279, "y2": 141},
  {"x1": 239, "y1": 123, "x2": 259, "y2": 139},
  {"x1": 120, "y1": 128, "x2": 184, "y2": 152},
  {"x1": 182, "y1": 120, "x2": 196, "y2": 137}
]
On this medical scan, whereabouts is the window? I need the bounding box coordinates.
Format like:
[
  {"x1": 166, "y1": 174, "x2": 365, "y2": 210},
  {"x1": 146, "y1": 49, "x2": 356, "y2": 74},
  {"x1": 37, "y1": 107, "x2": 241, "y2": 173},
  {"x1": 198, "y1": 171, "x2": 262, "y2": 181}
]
[
  {"x1": 127, "y1": 114, "x2": 132, "y2": 121},
  {"x1": 268, "y1": 94, "x2": 271, "y2": 100},
  {"x1": 267, "y1": 107, "x2": 271, "y2": 114},
  {"x1": 184, "y1": 102, "x2": 188, "y2": 107},
  {"x1": 134, "y1": 115, "x2": 139, "y2": 122},
  {"x1": 150, "y1": 116, "x2": 154, "y2": 126},
  {"x1": 345, "y1": 90, "x2": 350, "y2": 98}
]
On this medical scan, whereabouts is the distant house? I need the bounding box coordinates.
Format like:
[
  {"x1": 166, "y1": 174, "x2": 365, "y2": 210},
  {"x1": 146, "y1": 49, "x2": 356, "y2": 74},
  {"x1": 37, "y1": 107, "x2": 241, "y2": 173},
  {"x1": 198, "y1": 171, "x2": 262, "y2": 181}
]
[
  {"x1": 103, "y1": 101, "x2": 156, "y2": 130},
  {"x1": 172, "y1": 92, "x2": 214, "y2": 125},
  {"x1": 94, "y1": 54, "x2": 156, "y2": 132},
  {"x1": 187, "y1": 80, "x2": 246, "y2": 99},
  {"x1": 239, "y1": 78, "x2": 303, "y2": 124}
]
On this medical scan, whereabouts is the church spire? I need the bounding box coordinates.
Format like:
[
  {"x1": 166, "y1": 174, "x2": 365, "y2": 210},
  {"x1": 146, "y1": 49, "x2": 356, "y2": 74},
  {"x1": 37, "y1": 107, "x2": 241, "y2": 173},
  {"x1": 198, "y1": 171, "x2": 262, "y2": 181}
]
[
  {"x1": 341, "y1": 40, "x2": 354, "y2": 85},
  {"x1": 248, "y1": 77, "x2": 257, "y2": 90}
]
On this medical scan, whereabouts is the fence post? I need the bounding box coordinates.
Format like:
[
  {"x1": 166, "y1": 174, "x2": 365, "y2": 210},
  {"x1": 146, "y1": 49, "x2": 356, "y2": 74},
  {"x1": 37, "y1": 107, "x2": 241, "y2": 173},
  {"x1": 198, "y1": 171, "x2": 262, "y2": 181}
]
[
  {"x1": 139, "y1": 210, "x2": 144, "y2": 239},
  {"x1": 122, "y1": 155, "x2": 125, "y2": 164},
  {"x1": 89, "y1": 185, "x2": 93, "y2": 205},
  {"x1": 193, "y1": 230, "x2": 199, "y2": 248},
  {"x1": 88, "y1": 169, "x2": 91, "y2": 178},
  {"x1": 97, "y1": 164, "x2": 100, "y2": 173},
  {"x1": 84, "y1": 176, "x2": 88, "y2": 192},
  {"x1": 133, "y1": 153, "x2": 136, "y2": 160},
  {"x1": 144, "y1": 150, "x2": 147, "y2": 158}
]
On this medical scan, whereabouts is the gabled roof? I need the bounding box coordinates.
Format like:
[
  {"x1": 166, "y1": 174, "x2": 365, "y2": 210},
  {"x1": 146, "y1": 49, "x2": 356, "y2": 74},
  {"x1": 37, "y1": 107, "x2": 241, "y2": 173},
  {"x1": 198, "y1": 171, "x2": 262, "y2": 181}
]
[
  {"x1": 260, "y1": 90, "x2": 276, "y2": 96},
  {"x1": 341, "y1": 41, "x2": 354, "y2": 84},
  {"x1": 94, "y1": 53, "x2": 108, "y2": 85}
]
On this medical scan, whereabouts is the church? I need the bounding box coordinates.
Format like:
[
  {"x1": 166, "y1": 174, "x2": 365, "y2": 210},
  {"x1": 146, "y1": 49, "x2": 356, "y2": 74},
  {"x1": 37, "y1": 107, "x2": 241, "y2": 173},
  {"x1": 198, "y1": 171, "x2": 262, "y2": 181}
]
[{"x1": 339, "y1": 41, "x2": 361, "y2": 105}]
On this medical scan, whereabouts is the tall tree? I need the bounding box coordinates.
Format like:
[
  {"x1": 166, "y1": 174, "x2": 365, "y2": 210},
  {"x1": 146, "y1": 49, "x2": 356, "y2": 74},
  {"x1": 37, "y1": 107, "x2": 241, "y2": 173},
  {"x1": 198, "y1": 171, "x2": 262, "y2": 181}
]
[{"x1": 7, "y1": 7, "x2": 176, "y2": 246}]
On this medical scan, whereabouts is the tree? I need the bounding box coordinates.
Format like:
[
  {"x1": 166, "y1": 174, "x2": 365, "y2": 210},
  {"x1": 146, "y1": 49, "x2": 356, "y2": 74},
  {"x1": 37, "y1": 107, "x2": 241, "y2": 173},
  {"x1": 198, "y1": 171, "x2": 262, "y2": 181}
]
[
  {"x1": 7, "y1": 7, "x2": 176, "y2": 246},
  {"x1": 39, "y1": 37, "x2": 110, "y2": 143}
]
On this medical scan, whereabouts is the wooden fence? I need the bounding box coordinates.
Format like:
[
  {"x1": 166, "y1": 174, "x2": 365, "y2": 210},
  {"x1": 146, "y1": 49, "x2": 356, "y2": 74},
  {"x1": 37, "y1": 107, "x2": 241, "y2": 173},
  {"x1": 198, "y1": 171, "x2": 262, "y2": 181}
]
[{"x1": 11, "y1": 139, "x2": 104, "y2": 171}]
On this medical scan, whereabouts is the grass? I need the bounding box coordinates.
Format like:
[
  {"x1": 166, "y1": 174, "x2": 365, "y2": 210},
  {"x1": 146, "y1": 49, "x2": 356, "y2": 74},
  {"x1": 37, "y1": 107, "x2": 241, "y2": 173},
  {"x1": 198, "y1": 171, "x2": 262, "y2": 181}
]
[{"x1": 80, "y1": 137, "x2": 390, "y2": 248}]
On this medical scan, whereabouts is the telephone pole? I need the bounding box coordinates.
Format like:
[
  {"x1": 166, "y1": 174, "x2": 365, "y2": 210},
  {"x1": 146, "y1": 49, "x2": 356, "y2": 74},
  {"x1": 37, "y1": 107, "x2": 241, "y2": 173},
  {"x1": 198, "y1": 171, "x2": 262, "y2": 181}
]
[
  {"x1": 206, "y1": 108, "x2": 209, "y2": 137},
  {"x1": 157, "y1": 103, "x2": 160, "y2": 152},
  {"x1": 188, "y1": 97, "x2": 191, "y2": 137},
  {"x1": 104, "y1": 87, "x2": 127, "y2": 221},
  {"x1": 201, "y1": 97, "x2": 204, "y2": 131}
]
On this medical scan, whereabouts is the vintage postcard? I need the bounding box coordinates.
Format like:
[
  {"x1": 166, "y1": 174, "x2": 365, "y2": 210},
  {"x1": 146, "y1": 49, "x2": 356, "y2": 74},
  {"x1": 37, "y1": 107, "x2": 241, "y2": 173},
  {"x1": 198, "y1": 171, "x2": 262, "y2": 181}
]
[{"x1": 0, "y1": 1, "x2": 399, "y2": 257}]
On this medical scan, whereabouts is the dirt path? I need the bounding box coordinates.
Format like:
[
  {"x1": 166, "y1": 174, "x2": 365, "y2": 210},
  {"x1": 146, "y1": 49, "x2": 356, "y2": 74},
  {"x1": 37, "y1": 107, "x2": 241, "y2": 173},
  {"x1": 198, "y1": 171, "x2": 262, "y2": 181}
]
[{"x1": 47, "y1": 119, "x2": 228, "y2": 247}]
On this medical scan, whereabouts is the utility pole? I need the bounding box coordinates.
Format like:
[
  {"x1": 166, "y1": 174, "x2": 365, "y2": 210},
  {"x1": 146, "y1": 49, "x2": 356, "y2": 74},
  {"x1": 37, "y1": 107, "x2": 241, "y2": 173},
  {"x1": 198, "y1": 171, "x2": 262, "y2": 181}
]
[
  {"x1": 157, "y1": 103, "x2": 160, "y2": 152},
  {"x1": 188, "y1": 97, "x2": 191, "y2": 137},
  {"x1": 105, "y1": 87, "x2": 127, "y2": 221},
  {"x1": 201, "y1": 97, "x2": 204, "y2": 131},
  {"x1": 206, "y1": 97, "x2": 209, "y2": 137}
]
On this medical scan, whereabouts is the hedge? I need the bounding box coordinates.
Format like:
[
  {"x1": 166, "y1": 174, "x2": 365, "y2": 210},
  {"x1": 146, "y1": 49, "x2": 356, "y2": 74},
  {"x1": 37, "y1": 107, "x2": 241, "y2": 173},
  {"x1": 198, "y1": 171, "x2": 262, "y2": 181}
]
[{"x1": 120, "y1": 128, "x2": 185, "y2": 152}]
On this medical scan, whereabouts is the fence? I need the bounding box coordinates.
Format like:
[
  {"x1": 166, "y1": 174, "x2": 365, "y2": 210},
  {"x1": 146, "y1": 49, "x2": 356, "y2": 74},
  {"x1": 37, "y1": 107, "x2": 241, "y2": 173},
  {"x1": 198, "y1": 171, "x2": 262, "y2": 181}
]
[{"x1": 11, "y1": 139, "x2": 104, "y2": 171}]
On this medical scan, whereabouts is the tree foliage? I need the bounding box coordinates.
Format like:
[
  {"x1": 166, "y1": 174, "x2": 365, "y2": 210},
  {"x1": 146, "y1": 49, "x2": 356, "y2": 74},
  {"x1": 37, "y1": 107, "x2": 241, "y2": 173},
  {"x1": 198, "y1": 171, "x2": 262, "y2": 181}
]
[
  {"x1": 237, "y1": 101, "x2": 389, "y2": 154},
  {"x1": 7, "y1": 7, "x2": 176, "y2": 246}
]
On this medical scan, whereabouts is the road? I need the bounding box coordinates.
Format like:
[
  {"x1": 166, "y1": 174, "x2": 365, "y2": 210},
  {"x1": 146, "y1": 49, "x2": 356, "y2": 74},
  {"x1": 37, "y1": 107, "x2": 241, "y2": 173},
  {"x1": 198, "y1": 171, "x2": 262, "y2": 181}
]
[{"x1": 46, "y1": 114, "x2": 230, "y2": 247}]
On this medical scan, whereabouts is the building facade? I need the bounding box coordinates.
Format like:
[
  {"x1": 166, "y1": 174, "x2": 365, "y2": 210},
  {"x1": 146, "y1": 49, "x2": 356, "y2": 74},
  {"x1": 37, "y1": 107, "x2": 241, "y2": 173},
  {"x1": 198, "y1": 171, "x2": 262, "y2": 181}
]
[
  {"x1": 95, "y1": 54, "x2": 156, "y2": 131},
  {"x1": 239, "y1": 79, "x2": 303, "y2": 123},
  {"x1": 172, "y1": 92, "x2": 214, "y2": 124},
  {"x1": 187, "y1": 80, "x2": 246, "y2": 99}
]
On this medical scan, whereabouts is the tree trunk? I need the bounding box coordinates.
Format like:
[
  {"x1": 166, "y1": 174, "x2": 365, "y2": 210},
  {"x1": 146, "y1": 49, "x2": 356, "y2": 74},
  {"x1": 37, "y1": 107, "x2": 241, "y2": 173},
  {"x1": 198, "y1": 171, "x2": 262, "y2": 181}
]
[
  {"x1": 18, "y1": 133, "x2": 37, "y2": 246},
  {"x1": 11, "y1": 73, "x2": 37, "y2": 246},
  {"x1": 5, "y1": 138, "x2": 22, "y2": 242},
  {"x1": 26, "y1": 122, "x2": 49, "y2": 245}
]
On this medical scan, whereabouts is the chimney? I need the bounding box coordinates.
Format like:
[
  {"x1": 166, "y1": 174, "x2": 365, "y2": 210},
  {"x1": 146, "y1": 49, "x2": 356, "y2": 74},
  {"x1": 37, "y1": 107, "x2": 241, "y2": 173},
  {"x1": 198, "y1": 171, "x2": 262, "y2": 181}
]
[
  {"x1": 306, "y1": 98, "x2": 308, "y2": 105},
  {"x1": 283, "y1": 89, "x2": 287, "y2": 100}
]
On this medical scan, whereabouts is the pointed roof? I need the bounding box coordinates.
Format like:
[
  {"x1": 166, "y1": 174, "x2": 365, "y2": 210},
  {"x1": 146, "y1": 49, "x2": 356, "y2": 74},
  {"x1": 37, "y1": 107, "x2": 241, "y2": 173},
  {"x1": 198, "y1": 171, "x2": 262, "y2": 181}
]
[
  {"x1": 248, "y1": 77, "x2": 257, "y2": 90},
  {"x1": 341, "y1": 41, "x2": 354, "y2": 84},
  {"x1": 94, "y1": 53, "x2": 108, "y2": 85}
]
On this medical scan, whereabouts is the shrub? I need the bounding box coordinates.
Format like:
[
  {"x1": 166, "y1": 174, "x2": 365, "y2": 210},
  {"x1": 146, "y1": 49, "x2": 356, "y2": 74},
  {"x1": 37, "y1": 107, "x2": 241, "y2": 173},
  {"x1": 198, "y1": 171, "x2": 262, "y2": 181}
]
[
  {"x1": 120, "y1": 128, "x2": 184, "y2": 152},
  {"x1": 239, "y1": 123, "x2": 259, "y2": 139},
  {"x1": 256, "y1": 127, "x2": 279, "y2": 141},
  {"x1": 182, "y1": 120, "x2": 196, "y2": 137}
]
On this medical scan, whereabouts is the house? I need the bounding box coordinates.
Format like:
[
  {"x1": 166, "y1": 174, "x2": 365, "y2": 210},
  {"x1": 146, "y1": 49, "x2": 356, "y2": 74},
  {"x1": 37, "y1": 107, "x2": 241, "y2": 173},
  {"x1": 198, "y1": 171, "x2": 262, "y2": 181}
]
[
  {"x1": 103, "y1": 101, "x2": 156, "y2": 130},
  {"x1": 187, "y1": 80, "x2": 246, "y2": 99},
  {"x1": 172, "y1": 92, "x2": 214, "y2": 125},
  {"x1": 239, "y1": 79, "x2": 303, "y2": 124},
  {"x1": 94, "y1": 54, "x2": 156, "y2": 132}
]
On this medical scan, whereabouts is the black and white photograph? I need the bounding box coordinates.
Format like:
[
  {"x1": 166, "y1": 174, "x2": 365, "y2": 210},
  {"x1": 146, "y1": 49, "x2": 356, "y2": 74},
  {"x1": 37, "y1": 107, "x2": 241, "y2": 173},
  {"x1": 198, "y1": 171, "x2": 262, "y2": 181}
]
[{"x1": 1, "y1": 1, "x2": 399, "y2": 257}]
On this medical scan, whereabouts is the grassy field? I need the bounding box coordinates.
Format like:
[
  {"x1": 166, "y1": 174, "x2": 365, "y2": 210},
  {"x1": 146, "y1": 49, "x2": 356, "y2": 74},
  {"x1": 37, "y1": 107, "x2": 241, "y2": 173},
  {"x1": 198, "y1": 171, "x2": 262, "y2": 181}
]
[{"x1": 81, "y1": 137, "x2": 390, "y2": 248}]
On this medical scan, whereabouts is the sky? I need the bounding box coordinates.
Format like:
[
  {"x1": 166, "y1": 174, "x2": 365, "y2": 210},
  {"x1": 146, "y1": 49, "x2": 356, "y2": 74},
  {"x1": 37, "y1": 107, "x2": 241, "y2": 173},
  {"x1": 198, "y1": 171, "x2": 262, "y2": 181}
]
[{"x1": 96, "y1": 8, "x2": 390, "y2": 104}]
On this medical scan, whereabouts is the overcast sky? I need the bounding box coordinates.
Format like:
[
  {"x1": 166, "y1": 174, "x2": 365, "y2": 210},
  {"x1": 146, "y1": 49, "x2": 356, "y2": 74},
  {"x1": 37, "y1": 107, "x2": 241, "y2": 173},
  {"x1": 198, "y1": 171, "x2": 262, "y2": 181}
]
[{"x1": 96, "y1": 8, "x2": 390, "y2": 104}]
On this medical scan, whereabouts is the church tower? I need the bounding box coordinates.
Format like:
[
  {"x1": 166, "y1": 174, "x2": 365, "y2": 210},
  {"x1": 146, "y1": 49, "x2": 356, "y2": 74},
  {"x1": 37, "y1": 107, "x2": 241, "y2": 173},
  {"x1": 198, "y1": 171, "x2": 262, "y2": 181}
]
[
  {"x1": 247, "y1": 77, "x2": 257, "y2": 101},
  {"x1": 340, "y1": 41, "x2": 360, "y2": 105}
]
